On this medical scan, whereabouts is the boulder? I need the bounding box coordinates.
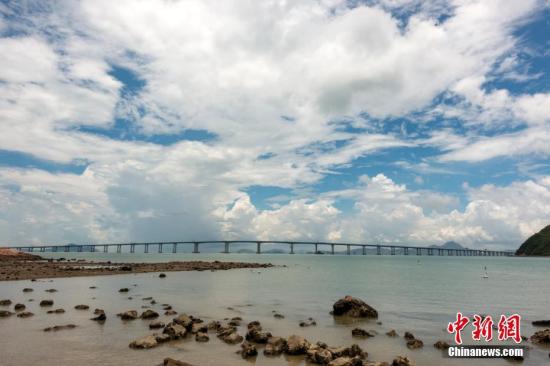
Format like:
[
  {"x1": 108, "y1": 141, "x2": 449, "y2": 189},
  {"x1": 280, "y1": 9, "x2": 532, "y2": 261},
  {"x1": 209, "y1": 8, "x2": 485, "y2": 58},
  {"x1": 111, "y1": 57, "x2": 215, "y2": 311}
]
[
  {"x1": 246, "y1": 327, "x2": 272, "y2": 343},
  {"x1": 44, "y1": 324, "x2": 76, "y2": 332},
  {"x1": 74, "y1": 305, "x2": 90, "y2": 310},
  {"x1": 191, "y1": 323, "x2": 207, "y2": 334},
  {"x1": 163, "y1": 358, "x2": 194, "y2": 366},
  {"x1": 119, "y1": 288, "x2": 129, "y2": 293},
  {"x1": 163, "y1": 322, "x2": 187, "y2": 339},
  {"x1": 264, "y1": 336, "x2": 287, "y2": 356},
  {"x1": 0, "y1": 299, "x2": 12, "y2": 306},
  {"x1": 247, "y1": 320, "x2": 261, "y2": 329},
  {"x1": 14, "y1": 303, "x2": 26, "y2": 311},
  {"x1": 273, "y1": 312, "x2": 285, "y2": 319},
  {"x1": 332, "y1": 296, "x2": 378, "y2": 318},
  {"x1": 129, "y1": 335, "x2": 158, "y2": 349},
  {"x1": 328, "y1": 357, "x2": 363, "y2": 366},
  {"x1": 149, "y1": 321, "x2": 165, "y2": 329},
  {"x1": 239, "y1": 341, "x2": 258, "y2": 359},
  {"x1": 392, "y1": 356, "x2": 414, "y2": 366},
  {"x1": 165, "y1": 310, "x2": 178, "y2": 316},
  {"x1": 173, "y1": 313, "x2": 194, "y2": 329},
  {"x1": 22, "y1": 288, "x2": 33, "y2": 293},
  {"x1": 155, "y1": 333, "x2": 171, "y2": 343},
  {"x1": 47, "y1": 308, "x2": 65, "y2": 314},
  {"x1": 386, "y1": 330, "x2": 398, "y2": 337},
  {"x1": 17, "y1": 311, "x2": 34, "y2": 318},
  {"x1": 365, "y1": 363, "x2": 390, "y2": 366},
  {"x1": 307, "y1": 346, "x2": 333, "y2": 364},
  {"x1": 285, "y1": 335, "x2": 311, "y2": 355},
  {"x1": 299, "y1": 318, "x2": 317, "y2": 327},
  {"x1": 45, "y1": 289, "x2": 57, "y2": 293},
  {"x1": 91, "y1": 313, "x2": 106, "y2": 321},
  {"x1": 229, "y1": 317, "x2": 242, "y2": 326},
  {"x1": 352, "y1": 328, "x2": 375, "y2": 338},
  {"x1": 406, "y1": 339, "x2": 423, "y2": 349},
  {"x1": 159, "y1": 273, "x2": 166, "y2": 278},
  {"x1": 329, "y1": 344, "x2": 366, "y2": 359},
  {"x1": 118, "y1": 310, "x2": 138, "y2": 320},
  {"x1": 140, "y1": 310, "x2": 159, "y2": 319},
  {"x1": 39, "y1": 300, "x2": 54, "y2": 307},
  {"x1": 532, "y1": 320, "x2": 550, "y2": 327},
  {"x1": 207, "y1": 320, "x2": 221, "y2": 330},
  {"x1": 433, "y1": 340, "x2": 450, "y2": 350},
  {"x1": 0, "y1": 310, "x2": 13, "y2": 317},
  {"x1": 195, "y1": 332, "x2": 209, "y2": 342},
  {"x1": 94, "y1": 308, "x2": 104, "y2": 315},
  {"x1": 222, "y1": 332, "x2": 244, "y2": 344},
  {"x1": 531, "y1": 329, "x2": 550, "y2": 344},
  {"x1": 403, "y1": 332, "x2": 415, "y2": 341}
]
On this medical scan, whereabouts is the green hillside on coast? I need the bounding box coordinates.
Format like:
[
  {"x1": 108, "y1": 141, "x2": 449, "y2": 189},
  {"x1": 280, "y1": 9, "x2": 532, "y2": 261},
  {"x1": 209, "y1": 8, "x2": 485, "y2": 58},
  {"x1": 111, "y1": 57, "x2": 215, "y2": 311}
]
[{"x1": 516, "y1": 225, "x2": 550, "y2": 256}]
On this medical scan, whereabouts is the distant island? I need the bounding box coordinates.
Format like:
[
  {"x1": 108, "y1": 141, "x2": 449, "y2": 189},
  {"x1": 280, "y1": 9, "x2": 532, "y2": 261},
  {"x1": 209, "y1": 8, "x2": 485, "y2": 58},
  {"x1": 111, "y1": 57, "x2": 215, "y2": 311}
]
[
  {"x1": 429, "y1": 241, "x2": 466, "y2": 250},
  {"x1": 516, "y1": 225, "x2": 550, "y2": 256}
]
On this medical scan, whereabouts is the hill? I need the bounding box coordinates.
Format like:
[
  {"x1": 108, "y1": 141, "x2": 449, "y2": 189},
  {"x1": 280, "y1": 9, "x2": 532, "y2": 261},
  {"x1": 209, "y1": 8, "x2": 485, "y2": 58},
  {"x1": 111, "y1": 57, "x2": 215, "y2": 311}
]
[
  {"x1": 516, "y1": 225, "x2": 550, "y2": 256},
  {"x1": 429, "y1": 241, "x2": 465, "y2": 250}
]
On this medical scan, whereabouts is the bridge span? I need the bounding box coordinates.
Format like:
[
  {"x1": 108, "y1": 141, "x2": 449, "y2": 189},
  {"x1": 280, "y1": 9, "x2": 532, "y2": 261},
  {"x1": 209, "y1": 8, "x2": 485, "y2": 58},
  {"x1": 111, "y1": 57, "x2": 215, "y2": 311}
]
[{"x1": 2, "y1": 240, "x2": 514, "y2": 257}]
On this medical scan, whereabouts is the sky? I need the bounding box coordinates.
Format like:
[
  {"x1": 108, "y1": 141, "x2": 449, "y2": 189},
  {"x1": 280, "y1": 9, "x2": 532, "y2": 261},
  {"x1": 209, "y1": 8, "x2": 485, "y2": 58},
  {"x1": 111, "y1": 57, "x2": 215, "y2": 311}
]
[{"x1": 0, "y1": 0, "x2": 549, "y2": 249}]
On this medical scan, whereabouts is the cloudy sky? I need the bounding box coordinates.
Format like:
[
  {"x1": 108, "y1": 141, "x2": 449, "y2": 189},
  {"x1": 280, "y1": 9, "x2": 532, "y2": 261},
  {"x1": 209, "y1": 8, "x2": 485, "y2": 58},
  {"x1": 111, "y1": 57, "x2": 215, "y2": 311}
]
[{"x1": 0, "y1": 0, "x2": 549, "y2": 249}]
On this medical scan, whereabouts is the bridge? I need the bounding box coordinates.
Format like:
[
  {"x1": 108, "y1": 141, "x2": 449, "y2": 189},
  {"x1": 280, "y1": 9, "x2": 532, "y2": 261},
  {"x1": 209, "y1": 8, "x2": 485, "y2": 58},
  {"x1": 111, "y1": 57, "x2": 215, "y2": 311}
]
[{"x1": 2, "y1": 240, "x2": 514, "y2": 256}]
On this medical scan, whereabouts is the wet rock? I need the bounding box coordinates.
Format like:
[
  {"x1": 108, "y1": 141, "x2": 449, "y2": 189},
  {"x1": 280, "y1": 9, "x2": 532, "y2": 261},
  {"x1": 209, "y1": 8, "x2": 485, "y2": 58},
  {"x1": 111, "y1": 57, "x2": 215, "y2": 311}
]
[
  {"x1": 164, "y1": 310, "x2": 177, "y2": 316},
  {"x1": 246, "y1": 327, "x2": 272, "y2": 343},
  {"x1": 159, "y1": 273, "x2": 166, "y2": 278},
  {"x1": 0, "y1": 310, "x2": 13, "y2": 317},
  {"x1": 173, "y1": 313, "x2": 194, "y2": 329},
  {"x1": 0, "y1": 299, "x2": 12, "y2": 306},
  {"x1": 229, "y1": 317, "x2": 242, "y2": 326},
  {"x1": 44, "y1": 324, "x2": 76, "y2": 331},
  {"x1": 532, "y1": 320, "x2": 550, "y2": 327},
  {"x1": 328, "y1": 357, "x2": 363, "y2": 366},
  {"x1": 239, "y1": 341, "x2": 258, "y2": 359},
  {"x1": 120, "y1": 266, "x2": 132, "y2": 271},
  {"x1": 403, "y1": 332, "x2": 415, "y2": 341},
  {"x1": 163, "y1": 358, "x2": 194, "y2": 366},
  {"x1": 89, "y1": 286, "x2": 97, "y2": 289},
  {"x1": 299, "y1": 317, "x2": 317, "y2": 327},
  {"x1": 47, "y1": 308, "x2": 65, "y2": 314},
  {"x1": 207, "y1": 320, "x2": 221, "y2": 330},
  {"x1": 306, "y1": 345, "x2": 333, "y2": 364},
  {"x1": 91, "y1": 312, "x2": 106, "y2": 321},
  {"x1": 45, "y1": 289, "x2": 57, "y2": 293},
  {"x1": 222, "y1": 332, "x2": 244, "y2": 344},
  {"x1": 149, "y1": 320, "x2": 165, "y2": 329},
  {"x1": 285, "y1": 335, "x2": 311, "y2": 355},
  {"x1": 195, "y1": 332, "x2": 209, "y2": 342},
  {"x1": 264, "y1": 336, "x2": 287, "y2": 356},
  {"x1": 94, "y1": 308, "x2": 104, "y2": 315},
  {"x1": 530, "y1": 329, "x2": 550, "y2": 344},
  {"x1": 14, "y1": 303, "x2": 25, "y2": 311},
  {"x1": 191, "y1": 323, "x2": 207, "y2": 334},
  {"x1": 119, "y1": 288, "x2": 129, "y2": 293},
  {"x1": 433, "y1": 340, "x2": 450, "y2": 350},
  {"x1": 22, "y1": 288, "x2": 33, "y2": 293},
  {"x1": 406, "y1": 339, "x2": 423, "y2": 349},
  {"x1": 332, "y1": 295, "x2": 378, "y2": 318},
  {"x1": 273, "y1": 312, "x2": 285, "y2": 319},
  {"x1": 163, "y1": 322, "x2": 187, "y2": 339},
  {"x1": 392, "y1": 356, "x2": 414, "y2": 366},
  {"x1": 39, "y1": 300, "x2": 54, "y2": 307},
  {"x1": 386, "y1": 330, "x2": 398, "y2": 337},
  {"x1": 365, "y1": 363, "x2": 390, "y2": 366},
  {"x1": 118, "y1": 310, "x2": 138, "y2": 320},
  {"x1": 155, "y1": 333, "x2": 171, "y2": 343},
  {"x1": 163, "y1": 305, "x2": 172, "y2": 311},
  {"x1": 74, "y1": 305, "x2": 89, "y2": 310},
  {"x1": 143, "y1": 297, "x2": 153, "y2": 300},
  {"x1": 329, "y1": 344, "x2": 366, "y2": 359},
  {"x1": 140, "y1": 310, "x2": 159, "y2": 319},
  {"x1": 247, "y1": 320, "x2": 261, "y2": 329},
  {"x1": 352, "y1": 328, "x2": 375, "y2": 338},
  {"x1": 17, "y1": 311, "x2": 34, "y2": 318},
  {"x1": 129, "y1": 334, "x2": 158, "y2": 349}
]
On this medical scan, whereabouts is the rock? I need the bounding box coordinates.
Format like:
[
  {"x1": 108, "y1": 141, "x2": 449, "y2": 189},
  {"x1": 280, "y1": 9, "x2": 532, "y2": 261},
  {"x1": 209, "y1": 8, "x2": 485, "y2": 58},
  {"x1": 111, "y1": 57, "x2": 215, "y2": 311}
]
[
  {"x1": 299, "y1": 317, "x2": 317, "y2": 327},
  {"x1": 246, "y1": 327, "x2": 272, "y2": 343},
  {"x1": 17, "y1": 311, "x2": 34, "y2": 318},
  {"x1": 332, "y1": 296, "x2": 378, "y2": 318},
  {"x1": 143, "y1": 297, "x2": 153, "y2": 300},
  {"x1": 406, "y1": 339, "x2": 423, "y2": 349},
  {"x1": 14, "y1": 303, "x2": 25, "y2": 311},
  {"x1": 352, "y1": 328, "x2": 375, "y2": 338},
  {"x1": 222, "y1": 332, "x2": 244, "y2": 344},
  {"x1": 120, "y1": 266, "x2": 132, "y2": 271},
  {"x1": 273, "y1": 312, "x2": 285, "y2": 319},
  {"x1": 329, "y1": 357, "x2": 364, "y2": 366},
  {"x1": 191, "y1": 323, "x2": 207, "y2": 334},
  {"x1": 386, "y1": 329, "x2": 398, "y2": 337},
  {"x1": 93, "y1": 308, "x2": 104, "y2": 315},
  {"x1": 44, "y1": 324, "x2": 76, "y2": 331},
  {"x1": 47, "y1": 308, "x2": 65, "y2": 314},
  {"x1": 163, "y1": 322, "x2": 187, "y2": 339},
  {"x1": 140, "y1": 310, "x2": 159, "y2": 319},
  {"x1": 173, "y1": 313, "x2": 194, "y2": 329},
  {"x1": 163, "y1": 358, "x2": 194, "y2": 366},
  {"x1": 159, "y1": 273, "x2": 166, "y2": 278},
  {"x1": 239, "y1": 341, "x2": 258, "y2": 359},
  {"x1": 207, "y1": 320, "x2": 221, "y2": 330},
  {"x1": 247, "y1": 320, "x2": 261, "y2": 329},
  {"x1": 195, "y1": 332, "x2": 209, "y2": 342},
  {"x1": 22, "y1": 288, "x2": 33, "y2": 293},
  {"x1": 129, "y1": 335, "x2": 158, "y2": 349},
  {"x1": 264, "y1": 336, "x2": 287, "y2": 356},
  {"x1": 155, "y1": 333, "x2": 171, "y2": 343},
  {"x1": 89, "y1": 286, "x2": 97, "y2": 289},
  {"x1": 165, "y1": 310, "x2": 178, "y2": 316},
  {"x1": 531, "y1": 329, "x2": 550, "y2": 344},
  {"x1": 434, "y1": 340, "x2": 450, "y2": 350},
  {"x1": 39, "y1": 300, "x2": 54, "y2": 307},
  {"x1": 307, "y1": 346, "x2": 333, "y2": 364},
  {"x1": 149, "y1": 321, "x2": 165, "y2": 329},
  {"x1": 0, "y1": 299, "x2": 12, "y2": 306},
  {"x1": 365, "y1": 363, "x2": 390, "y2": 366},
  {"x1": 392, "y1": 356, "x2": 414, "y2": 366},
  {"x1": 285, "y1": 335, "x2": 311, "y2": 355},
  {"x1": 229, "y1": 317, "x2": 242, "y2": 326},
  {"x1": 329, "y1": 344, "x2": 366, "y2": 359},
  {"x1": 119, "y1": 288, "x2": 129, "y2": 293},
  {"x1": 91, "y1": 313, "x2": 106, "y2": 321},
  {"x1": 163, "y1": 305, "x2": 172, "y2": 310},
  {"x1": 532, "y1": 320, "x2": 550, "y2": 327},
  {"x1": 403, "y1": 332, "x2": 415, "y2": 340},
  {"x1": 0, "y1": 310, "x2": 13, "y2": 317},
  {"x1": 74, "y1": 305, "x2": 89, "y2": 310},
  {"x1": 45, "y1": 289, "x2": 57, "y2": 293},
  {"x1": 118, "y1": 310, "x2": 138, "y2": 320}
]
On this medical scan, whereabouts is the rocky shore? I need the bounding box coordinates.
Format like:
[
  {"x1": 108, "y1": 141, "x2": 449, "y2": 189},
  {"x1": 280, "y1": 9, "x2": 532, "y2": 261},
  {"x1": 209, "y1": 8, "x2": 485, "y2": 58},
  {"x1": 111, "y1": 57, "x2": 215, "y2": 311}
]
[{"x1": 0, "y1": 250, "x2": 274, "y2": 281}]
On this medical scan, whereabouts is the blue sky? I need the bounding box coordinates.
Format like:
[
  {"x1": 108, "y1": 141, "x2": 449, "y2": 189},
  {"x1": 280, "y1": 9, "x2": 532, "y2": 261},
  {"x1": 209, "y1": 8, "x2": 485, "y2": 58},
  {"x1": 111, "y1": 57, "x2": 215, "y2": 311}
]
[{"x1": 0, "y1": 0, "x2": 549, "y2": 248}]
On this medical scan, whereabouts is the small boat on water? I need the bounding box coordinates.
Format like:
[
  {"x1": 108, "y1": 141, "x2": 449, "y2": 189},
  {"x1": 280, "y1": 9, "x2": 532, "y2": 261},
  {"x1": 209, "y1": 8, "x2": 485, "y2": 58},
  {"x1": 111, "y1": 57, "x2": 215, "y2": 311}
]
[{"x1": 482, "y1": 266, "x2": 489, "y2": 279}]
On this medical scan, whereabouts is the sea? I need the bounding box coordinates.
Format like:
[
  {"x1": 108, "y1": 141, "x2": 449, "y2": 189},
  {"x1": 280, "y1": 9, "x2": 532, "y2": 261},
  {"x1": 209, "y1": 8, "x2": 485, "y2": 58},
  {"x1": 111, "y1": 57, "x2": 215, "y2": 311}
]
[{"x1": 0, "y1": 252, "x2": 549, "y2": 366}]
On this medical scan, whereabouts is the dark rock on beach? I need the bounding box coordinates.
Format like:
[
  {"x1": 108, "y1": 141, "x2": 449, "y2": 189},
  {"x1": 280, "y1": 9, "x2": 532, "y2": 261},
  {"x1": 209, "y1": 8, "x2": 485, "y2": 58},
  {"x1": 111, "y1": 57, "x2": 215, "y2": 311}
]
[
  {"x1": 163, "y1": 322, "x2": 187, "y2": 339},
  {"x1": 299, "y1": 317, "x2": 317, "y2": 327},
  {"x1": 239, "y1": 341, "x2": 258, "y2": 359},
  {"x1": 0, "y1": 299, "x2": 12, "y2": 306},
  {"x1": 434, "y1": 340, "x2": 450, "y2": 350},
  {"x1": 0, "y1": 310, "x2": 13, "y2": 317},
  {"x1": 74, "y1": 304, "x2": 89, "y2": 310},
  {"x1": 119, "y1": 288, "x2": 129, "y2": 293},
  {"x1": 149, "y1": 320, "x2": 165, "y2": 329},
  {"x1": 195, "y1": 332, "x2": 209, "y2": 342},
  {"x1": 129, "y1": 335, "x2": 158, "y2": 349},
  {"x1": 44, "y1": 324, "x2": 76, "y2": 331},
  {"x1": 392, "y1": 356, "x2": 414, "y2": 366},
  {"x1": 386, "y1": 329, "x2": 398, "y2": 337},
  {"x1": 352, "y1": 328, "x2": 375, "y2": 338},
  {"x1": 285, "y1": 335, "x2": 311, "y2": 355},
  {"x1": 91, "y1": 312, "x2": 106, "y2": 321},
  {"x1": 332, "y1": 295, "x2": 378, "y2": 318},
  {"x1": 159, "y1": 273, "x2": 166, "y2": 278},
  {"x1": 140, "y1": 309, "x2": 159, "y2": 319},
  {"x1": 403, "y1": 332, "x2": 415, "y2": 341},
  {"x1": 22, "y1": 288, "x2": 33, "y2": 292},
  {"x1": 17, "y1": 311, "x2": 34, "y2": 318},
  {"x1": 47, "y1": 308, "x2": 65, "y2": 314},
  {"x1": 118, "y1": 310, "x2": 138, "y2": 320},
  {"x1": 163, "y1": 358, "x2": 194, "y2": 366},
  {"x1": 532, "y1": 320, "x2": 550, "y2": 327},
  {"x1": 39, "y1": 300, "x2": 54, "y2": 307},
  {"x1": 14, "y1": 303, "x2": 25, "y2": 311},
  {"x1": 406, "y1": 339, "x2": 423, "y2": 349},
  {"x1": 264, "y1": 336, "x2": 287, "y2": 356},
  {"x1": 531, "y1": 329, "x2": 550, "y2": 344}
]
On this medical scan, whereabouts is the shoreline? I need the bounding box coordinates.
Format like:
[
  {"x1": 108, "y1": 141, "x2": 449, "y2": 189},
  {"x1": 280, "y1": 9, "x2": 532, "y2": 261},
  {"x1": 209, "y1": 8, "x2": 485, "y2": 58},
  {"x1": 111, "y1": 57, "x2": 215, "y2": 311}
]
[{"x1": 0, "y1": 251, "x2": 275, "y2": 281}]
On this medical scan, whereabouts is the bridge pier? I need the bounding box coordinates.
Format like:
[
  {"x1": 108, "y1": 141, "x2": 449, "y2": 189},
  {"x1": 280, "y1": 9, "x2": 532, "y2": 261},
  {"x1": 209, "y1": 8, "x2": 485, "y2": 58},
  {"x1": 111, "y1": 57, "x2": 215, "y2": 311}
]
[
  {"x1": 438, "y1": 248, "x2": 442, "y2": 256},
  {"x1": 193, "y1": 242, "x2": 199, "y2": 253},
  {"x1": 224, "y1": 242, "x2": 230, "y2": 254},
  {"x1": 158, "y1": 243, "x2": 163, "y2": 253},
  {"x1": 377, "y1": 245, "x2": 381, "y2": 255},
  {"x1": 314, "y1": 243, "x2": 318, "y2": 253},
  {"x1": 346, "y1": 244, "x2": 351, "y2": 255},
  {"x1": 331, "y1": 244, "x2": 334, "y2": 255},
  {"x1": 416, "y1": 247, "x2": 421, "y2": 255},
  {"x1": 290, "y1": 243, "x2": 294, "y2": 254},
  {"x1": 362, "y1": 246, "x2": 366, "y2": 255},
  {"x1": 144, "y1": 243, "x2": 149, "y2": 254},
  {"x1": 390, "y1": 246, "x2": 395, "y2": 255},
  {"x1": 404, "y1": 247, "x2": 408, "y2": 255},
  {"x1": 130, "y1": 244, "x2": 135, "y2": 253},
  {"x1": 256, "y1": 242, "x2": 261, "y2": 254},
  {"x1": 428, "y1": 248, "x2": 433, "y2": 256}
]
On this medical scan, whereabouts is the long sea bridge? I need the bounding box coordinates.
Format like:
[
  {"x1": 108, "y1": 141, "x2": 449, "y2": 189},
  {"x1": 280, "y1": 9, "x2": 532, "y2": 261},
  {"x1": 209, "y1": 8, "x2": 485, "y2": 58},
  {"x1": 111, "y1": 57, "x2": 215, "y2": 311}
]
[{"x1": 3, "y1": 240, "x2": 514, "y2": 256}]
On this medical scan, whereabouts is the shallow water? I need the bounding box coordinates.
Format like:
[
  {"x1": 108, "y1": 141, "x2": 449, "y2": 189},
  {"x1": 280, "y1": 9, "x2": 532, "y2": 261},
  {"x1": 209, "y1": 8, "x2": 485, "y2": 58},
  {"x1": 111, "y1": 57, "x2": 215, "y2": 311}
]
[{"x1": 1, "y1": 253, "x2": 549, "y2": 366}]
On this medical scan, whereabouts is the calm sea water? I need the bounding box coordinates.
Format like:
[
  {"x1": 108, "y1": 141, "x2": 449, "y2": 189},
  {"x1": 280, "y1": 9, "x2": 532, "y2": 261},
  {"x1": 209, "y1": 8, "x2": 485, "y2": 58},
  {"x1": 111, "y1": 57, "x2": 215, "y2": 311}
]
[{"x1": 0, "y1": 253, "x2": 549, "y2": 366}]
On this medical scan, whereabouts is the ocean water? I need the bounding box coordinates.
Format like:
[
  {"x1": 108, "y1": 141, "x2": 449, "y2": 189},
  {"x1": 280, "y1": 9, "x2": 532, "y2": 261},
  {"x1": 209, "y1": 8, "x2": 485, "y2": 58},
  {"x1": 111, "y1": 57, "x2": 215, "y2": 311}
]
[{"x1": 0, "y1": 253, "x2": 549, "y2": 366}]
